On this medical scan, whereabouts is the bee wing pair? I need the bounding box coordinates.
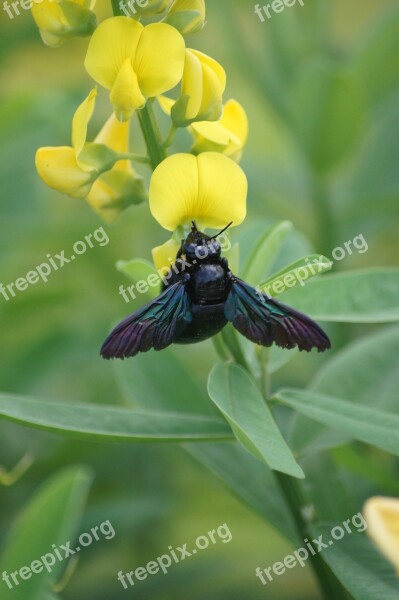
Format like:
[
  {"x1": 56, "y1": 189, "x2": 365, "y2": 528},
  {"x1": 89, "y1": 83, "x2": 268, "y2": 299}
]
[{"x1": 101, "y1": 276, "x2": 330, "y2": 359}]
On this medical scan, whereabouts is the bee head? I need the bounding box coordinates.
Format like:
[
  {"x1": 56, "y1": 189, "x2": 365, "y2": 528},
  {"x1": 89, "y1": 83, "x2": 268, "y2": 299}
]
[{"x1": 183, "y1": 223, "x2": 221, "y2": 261}]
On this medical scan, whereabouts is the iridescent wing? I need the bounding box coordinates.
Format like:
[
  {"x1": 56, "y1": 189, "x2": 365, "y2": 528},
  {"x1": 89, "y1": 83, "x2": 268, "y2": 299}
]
[
  {"x1": 101, "y1": 281, "x2": 192, "y2": 359},
  {"x1": 224, "y1": 277, "x2": 330, "y2": 352}
]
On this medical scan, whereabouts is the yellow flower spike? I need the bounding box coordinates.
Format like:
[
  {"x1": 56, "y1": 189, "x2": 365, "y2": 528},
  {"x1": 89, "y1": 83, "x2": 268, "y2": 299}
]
[
  {"x1": 87, "y1": 114, "x2": 147, "y2": 223},
  {"x1": 166, "y1": 0, "x2": 206, "y2": 35},
  {"x1": 169, "y1": 49, "x2": 226, "y2": 127},
  {"x1": 364, "y1": 496, "x2": 399, "y2": 574},
  {"x1": 36, "y1": 89, "x2": 130, "y2": 201},
  {"x1": 85, "y1": 17, "x2": 185, "y2": 122},
  {"x1": 152, "y1": 238, "x2": 182, "y2": 272},
  {"x1": 149, "y1": 152, "x2": 247, "y2": 231},
  {"x1": 31, "y1": 0, "x2": 97, "y2": 48},
  {"x1": 190, "y1": 99, "x2": 249, "y2": 162}
]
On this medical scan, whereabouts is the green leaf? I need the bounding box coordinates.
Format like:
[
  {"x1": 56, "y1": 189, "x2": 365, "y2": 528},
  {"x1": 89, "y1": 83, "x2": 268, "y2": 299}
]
[
  {"x1": 290, "y1": 325, "x2": 399, "y2": 455},
  {"x1": 116, "y1": 258, "x2": 160, "y2": 300},
  {"x1": 0, "y1": 393, "x2": 232, "y2": 443},
  {"x1": 352, "y1": 5, "x2": 399, "y2": 107},
  {"x1": 243, "y1": 221, "x2": 293, "y2": 285},
  {"x1": 258, "y1": 254, "x2": 332, "y2": 297},
  {"x1": 0, "y1": 466, "x2": 92, "y2": 600},
  {"x1": 113, "y1": 346, "x2": 217, "y2": 416},
  {"x1": 208, "y1": 364, "x2": 304, "y2": 478},
  {"x1": 281, "y1": 269, "x2": 399, "y2": 322},
  {"x1": 315, "y1": 525, "x2": 399, "y2": 600},
  {"x1": 276, "y1": 388, "x2": 399, "y2": 457},
  {"x1": 290, "y1": 59, "x2": 365, "y2": 172},
  {"x1": 185, "y1": 442, "x2": 298, "y2": 543}
]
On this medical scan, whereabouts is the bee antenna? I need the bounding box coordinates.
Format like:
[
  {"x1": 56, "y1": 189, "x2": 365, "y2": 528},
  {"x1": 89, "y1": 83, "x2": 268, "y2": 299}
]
[
  {"x1": 209, "y1": 221, "x2": 233, "y2": 240},
  {"x1": 191, "y1": 221, "x2": 197, "y2": 231}
]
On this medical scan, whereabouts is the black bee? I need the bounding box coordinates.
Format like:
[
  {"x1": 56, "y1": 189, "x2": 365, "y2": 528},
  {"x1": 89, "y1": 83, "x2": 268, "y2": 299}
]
[{"x1": 101, "y1": 223, "x2": 330, "y2": 359}]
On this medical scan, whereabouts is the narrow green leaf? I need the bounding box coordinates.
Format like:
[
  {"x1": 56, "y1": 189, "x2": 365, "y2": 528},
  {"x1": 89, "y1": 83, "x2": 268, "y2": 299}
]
[
  {"x1": 243, "y1": 221, "x2": 293, "y2": 285},
  {"x1": 185, "y1": 442, "x2": 298, "y2": 544},
  {"x1": 208, "y1": 364, "x2": 304, "y2": 478},
  {"x1": 315, "y1": 525, "x2": 399, "y2": 600},
  {"x1": 0, "y1": 467, "x2": 92, "y2": 600},
  {"x1": 281, "y1": 269, "x2": 399, "y2": 322},
  {"x1": 116, "y1": 258, "x2": 160, "y2": 299},
  {"x1": 276, "y1": 388, "x2": 399, "y2": 457},
  {"x1": 258, "y1": 254, "x2": 332, "y2": 297},
  {"x1": 0, "y1": 393, "x2": 232, "y2": 442},
  {"x1": 290, "y1": 326, "x2": 399, "y2": 455}
]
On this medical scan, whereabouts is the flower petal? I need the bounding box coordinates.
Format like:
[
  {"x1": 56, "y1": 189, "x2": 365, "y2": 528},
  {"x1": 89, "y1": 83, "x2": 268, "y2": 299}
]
[
  {"x1": 110, "y1": 57, "x2": 145, "y2": 121},
  {"x1": 134, "y1": 23, "x2": 185, "y2": 98},
  {"x1": 181, "y1": 49, "x2": 203, "y2": 120},
  {"x1": 221, "y1": 99, "x2": 249, "y2": 145},
  {"x1": 36, "y1": 146, "x2": 94, "y2": 198},
  {"x1": 152, "y1": 238, "x2": 181, "y2": 271},
  {"x1": 72, "y1": 88, "x2": 97, "y2": 157},
  {"x1": 94, "y1": 113, "x2": 132, "y2": 172},
  {"x1": 149, "y1": 152, "x2": 247, "y2": 231},
  {"x1": 364, "y1": 496, "x2": 399, "y2": 572},
  {"x1": 84, "y1": 17, "x2": 143, "y2": 90}
]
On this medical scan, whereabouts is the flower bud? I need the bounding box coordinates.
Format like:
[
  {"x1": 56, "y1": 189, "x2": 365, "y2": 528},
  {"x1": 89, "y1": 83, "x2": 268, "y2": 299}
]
[
  {"x1": 32, "y1": 0, "x2": 97, "y2": 48},
  {"x1": 165, "y1": 0, "x2": 205, "y2": 35}
]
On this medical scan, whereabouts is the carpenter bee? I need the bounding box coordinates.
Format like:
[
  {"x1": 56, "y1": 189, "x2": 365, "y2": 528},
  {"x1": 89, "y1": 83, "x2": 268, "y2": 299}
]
[{"x1": 101, "y1": 223, "x2": 330, "y2": 359}]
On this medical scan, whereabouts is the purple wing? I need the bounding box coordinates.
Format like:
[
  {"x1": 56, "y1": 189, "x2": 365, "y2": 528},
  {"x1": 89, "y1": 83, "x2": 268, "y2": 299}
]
[
  {"x1": 101, "y1": 281, "x2": 192, "y2": 359},
  {"x1": 224, "y1": 277, "x2": 331, "y2": 352}
]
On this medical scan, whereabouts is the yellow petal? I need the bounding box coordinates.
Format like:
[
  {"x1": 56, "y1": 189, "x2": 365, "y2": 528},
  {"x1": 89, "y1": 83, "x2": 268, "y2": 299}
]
[
  {"x1": 149, "y1": 152, "x2": 247, "y2": 231},
  {"x1": 36, "y1": 146, "x2": 94, "y2": 199},
  {"x1": 94, "y1": 113, "x2": 132, "y2": 172},
  {"x1": 157, "y1": 95, "x2": 175, "y2": 116},
  {"x1": 152, "y1": 238, "x2": 181, "y2": 272},
  {"x1": 190, "y1": 120, "x2": 233, "y2": 146},
  {"x1": 221, "y1": 99, "x2": 249, "y2": 145},
  {"x1": 110, "y1": 58, "x2": 145, "y2": 121},
  {"x1": 190, "y1": 49, "x2": 226, "y2": 95},
  {"x1": 72, "y1": 88, "x2": 97, "y2": 157},
  {"x1": 134, "y1": 23, "x2": 185, "y2": 98},
  {"x1": 85, "y1": 17, "x2": 143, "y2": 90},
  {"x1": 31, "y1": 0, "x2": 67, "y2": 33},
  {"x1": 181, "y1": 49, "x2": 203, "y2": 120},
  {"x1": 364, "y1": 496, "x2": 399, "y2": 572}
]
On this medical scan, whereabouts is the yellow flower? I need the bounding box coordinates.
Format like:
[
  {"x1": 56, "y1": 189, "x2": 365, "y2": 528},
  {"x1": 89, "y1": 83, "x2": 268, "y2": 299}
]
[
  {"x1": 149, "y1": 152, "x2": 247, "y2": 231},
  {"x1": 87, "y1": 115, "x2": 147, "y2": 223},
  {"x1": 84, "y1": 17, "x2": 185, "y2": 122},
  {"x1": 165, "y1": 0, "x2": 206, "y2": 35},
  {"x1": 189, "y1": 99, "x2": 248, "y2": 162},
  {"x1": 31, "y1": 0, "x2": 96, "y2": 48},
  {"x1": 152, "y1": 237, "x2": 181, "y2": 272},
  {"x1": 364, "y1": 496, "x2": 399, "y2": 574},
  {"x1": 36, "y1": 89, "x2": 128, "y2": 200},
  {"x1": 161, "y1": 49, "x2": 226, "y2": 127}
]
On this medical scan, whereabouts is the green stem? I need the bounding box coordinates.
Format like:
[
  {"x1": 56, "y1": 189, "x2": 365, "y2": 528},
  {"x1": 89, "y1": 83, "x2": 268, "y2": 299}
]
[
  {"x1": 137, "y1": 103, "x2": 167, "y2": 171},
  {"x1": 111, "y1": 0, "x2": 122, "y2": 15},
  {"x1": 163, "y1": 123, "x2": 177, "y2": 149},
  {"x1": 275, "y1": 472, "x2": 348, "y2": 600}
]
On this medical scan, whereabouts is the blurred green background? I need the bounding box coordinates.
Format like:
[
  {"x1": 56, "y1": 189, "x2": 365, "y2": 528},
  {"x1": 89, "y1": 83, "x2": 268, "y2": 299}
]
[{"x1": 0, "y1": 0, "x2": 399, "y2": 598}]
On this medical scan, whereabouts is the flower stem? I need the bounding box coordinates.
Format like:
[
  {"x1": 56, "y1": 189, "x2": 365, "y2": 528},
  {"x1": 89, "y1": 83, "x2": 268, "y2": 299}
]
[{"x1": 137, "y1": 103, "x2": 167, "y2": 171}]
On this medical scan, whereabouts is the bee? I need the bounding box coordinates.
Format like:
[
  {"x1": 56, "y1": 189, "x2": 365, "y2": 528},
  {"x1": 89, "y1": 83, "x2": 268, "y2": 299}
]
[{"x1": 101, "y1": 222, "x2": 330, "y2": 359}]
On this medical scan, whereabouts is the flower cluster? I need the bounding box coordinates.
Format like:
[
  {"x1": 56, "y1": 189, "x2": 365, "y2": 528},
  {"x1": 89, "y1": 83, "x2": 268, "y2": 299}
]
[{"x1": 34, "y1": 0, "x2": 248, "y2": 267}]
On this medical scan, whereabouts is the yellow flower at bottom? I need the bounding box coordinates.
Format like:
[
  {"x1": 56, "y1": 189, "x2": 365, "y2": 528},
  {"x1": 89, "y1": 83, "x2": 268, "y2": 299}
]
[
  {"x1": 190, "y1": 99, "x2": 248, "y2": 162},
  {"x1": 31, "y1": 0, "x2": 96, "y2": 47},
  {"x1": 152, "y1": 238, "x2": 181, "y2": 272},
  {"x1": 149, "y1": 152, "x2": 247, "y2": 231},
  {"x1": 363, "y1": 496, "x2": 399, "y2": 573}
]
